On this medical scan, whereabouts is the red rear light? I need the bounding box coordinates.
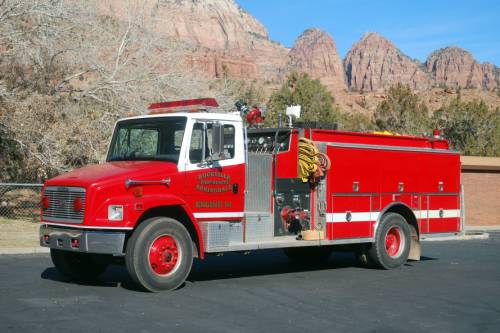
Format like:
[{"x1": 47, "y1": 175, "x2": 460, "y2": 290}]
[
  {"x1": 41, "y1": 196, "x2": 49, "y2": 210},
  {"x1": 73, "y1": 197, "x2": 83, "y2": 211}
]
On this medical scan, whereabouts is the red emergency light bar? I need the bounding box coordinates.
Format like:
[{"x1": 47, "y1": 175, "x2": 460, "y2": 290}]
[{"x1": 148, "y1": 98, "x2": 219, "y2": 114}]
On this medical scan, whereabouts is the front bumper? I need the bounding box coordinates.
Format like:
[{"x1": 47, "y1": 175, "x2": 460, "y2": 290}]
[{"x1": 40, "y1": 224, "x2": 126, "y2": 255}]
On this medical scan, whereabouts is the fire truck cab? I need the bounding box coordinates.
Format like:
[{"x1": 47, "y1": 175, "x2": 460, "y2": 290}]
[{"x1": 40, "y1": 98, "x2": 463, "y2": 291}]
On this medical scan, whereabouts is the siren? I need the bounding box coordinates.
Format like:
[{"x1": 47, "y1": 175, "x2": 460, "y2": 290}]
[{"x1": 148, "y1": 98, "x2": 219, "y2": 114}]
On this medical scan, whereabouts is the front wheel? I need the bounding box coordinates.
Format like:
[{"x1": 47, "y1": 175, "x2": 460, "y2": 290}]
[
  {"x1": 368, "y1": 212, "x2": 411, "y2": 269},
  {"x1": 50, "y1": 249, "x2": 109, "y2": 281},
  {"x1": 125, "y1": 217, "x2": 193, "y2": 292}
]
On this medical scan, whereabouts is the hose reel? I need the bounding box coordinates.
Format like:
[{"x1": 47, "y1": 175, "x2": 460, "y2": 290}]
[{"x1": 298, "y1": 138, "x2": 331, "y2": 186}]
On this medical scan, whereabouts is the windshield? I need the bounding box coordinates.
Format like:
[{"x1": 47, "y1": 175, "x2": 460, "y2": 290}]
[{"x1": 107, "y1": 117, "x2": 187, "y2": 163}]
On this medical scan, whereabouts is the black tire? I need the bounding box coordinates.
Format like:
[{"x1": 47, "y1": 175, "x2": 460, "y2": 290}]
[
  {"x1": 50, "y1": 249, "x2": 108, "y2": 282},
  {"x1": 354, "y1": 244, "x2": 376, "y2": 268},
  {"x1": 283, "y1": 246, "x2": 333, "y2": 264},
  {"x1": 368, "y1": 212, "x2": 411, "y2": 269},
  {"x1": 125, "y1": 217, "x2": 193, "y2": 292}
]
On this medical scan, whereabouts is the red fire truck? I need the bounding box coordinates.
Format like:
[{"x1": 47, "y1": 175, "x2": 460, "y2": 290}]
[{"x1": 40, "y1": 98, "x2": 463, "y2": 291}]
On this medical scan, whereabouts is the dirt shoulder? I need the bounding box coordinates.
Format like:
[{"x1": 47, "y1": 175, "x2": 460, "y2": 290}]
[{"x1": 0, "y1": 217, "x2": 46, "y2": 253}]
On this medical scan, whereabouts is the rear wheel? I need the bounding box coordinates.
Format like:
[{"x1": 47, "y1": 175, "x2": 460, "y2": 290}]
[
  {"x1": 283, "y1": 246, "x2": 333, "y2": 264},
  {"x1": 50, "y1": 249, "x2": 108, "y2": 281},
  {"x1": 125, "y1": 217, "x2": 193, "y2": 292},
  {"x1": 368, "y1": 212, "x2": 411, "y2": 269}
]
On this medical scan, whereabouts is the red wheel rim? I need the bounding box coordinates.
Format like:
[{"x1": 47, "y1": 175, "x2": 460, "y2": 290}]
[
  {"x1": 148, "y1": 235, "x2": 180, "y2": 276},
  {"x1": 385, "y1": 227, "x2": 402, "y2": 258}
]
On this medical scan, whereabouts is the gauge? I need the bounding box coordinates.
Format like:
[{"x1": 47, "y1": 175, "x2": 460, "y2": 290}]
[{"x1": 258, "y1": 137, "x2": 265, "y2": 145}]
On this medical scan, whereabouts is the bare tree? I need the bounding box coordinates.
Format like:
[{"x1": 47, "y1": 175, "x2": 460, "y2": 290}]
[{"x1": 0, "y1": 0, "x2": 256, "y2": 181}]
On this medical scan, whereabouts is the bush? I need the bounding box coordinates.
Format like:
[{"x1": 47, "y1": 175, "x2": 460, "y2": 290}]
[
  {"x1": 337, "y1": 112, "x2": 374, "y2": 132},
  {"x1": 432, "y1": 98, "x2": 500, "y2": 156},
  {"x1": 374, "y1": 84, "x2": 430, "y2": 135},
  {"x1": 267, "y1": 71, "x2": 341, "y2": 126}
]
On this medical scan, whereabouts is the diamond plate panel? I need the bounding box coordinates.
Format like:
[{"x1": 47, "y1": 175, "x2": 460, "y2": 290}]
[
  {"x1": 245, "y1": 213, "x2": 273, "y2": 242},
  {"x1": 245, "y1": 154, "x2": 272, "y2": 212}
]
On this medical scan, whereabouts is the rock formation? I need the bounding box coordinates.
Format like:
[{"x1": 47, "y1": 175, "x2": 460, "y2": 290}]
[
  {"x1": 99, "y1": 0, "x2": 499, "y2": 97},
  {"x1": 344, "y1": 32, "x2": 430, "y2": 92},
  {"x1": 100, "y1": 0, "x2": 289, "y2": 80},
  {"x1": 426, "y1": 47, "x2": 498, "y2": 90},
  {"x1": 287, "y1": 28, "x2": 346, "y2": 92}
]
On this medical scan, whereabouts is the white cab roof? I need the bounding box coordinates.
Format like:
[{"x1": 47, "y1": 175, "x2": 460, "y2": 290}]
[{"x1": 119, "y1": 112, "x2": 243, "y2": 123}]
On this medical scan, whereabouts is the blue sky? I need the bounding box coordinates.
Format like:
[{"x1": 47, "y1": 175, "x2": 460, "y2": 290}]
[{"x1": 236, "y1": 0, "x2": 500, "y2": 65}]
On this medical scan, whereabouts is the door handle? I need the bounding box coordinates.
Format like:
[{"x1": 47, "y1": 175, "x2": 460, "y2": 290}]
[{"x1": 232, "y1": 183, "x2": 239, "y2": 194}]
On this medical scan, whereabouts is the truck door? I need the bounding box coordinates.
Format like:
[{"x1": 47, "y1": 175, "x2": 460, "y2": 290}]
[{"x1": 183, "y1": 120, "x2": 245, "y2": 221}]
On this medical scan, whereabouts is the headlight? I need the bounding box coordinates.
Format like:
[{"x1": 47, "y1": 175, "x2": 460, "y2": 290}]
[{"x1": 108, "y1": 205, "x2": 124, "y2": 221}]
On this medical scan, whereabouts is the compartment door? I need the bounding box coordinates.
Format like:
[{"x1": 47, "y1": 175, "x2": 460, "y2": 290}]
[
  {"x1": 427, "y1": 195, "x2": 460, "y2": 233},
  {"x1": 328, "y1": 195, "x2": 373, "y2": 239}
]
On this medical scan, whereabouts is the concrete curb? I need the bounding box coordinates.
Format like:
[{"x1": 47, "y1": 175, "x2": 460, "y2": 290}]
[
  {"x1": 0, "y1": 247, "x2": 49, "y2": 255},
  {"x1": 422, "y1": 232, "x2": 489, "y2": 242},
  {"x1": 466, "y1": 226, "x2": 500, "y2": 232}
]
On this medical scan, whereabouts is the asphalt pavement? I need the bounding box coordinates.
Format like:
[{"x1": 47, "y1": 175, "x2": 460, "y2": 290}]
[{"x1": 1, "y1": 233, "x2": 499, "y2": 333}]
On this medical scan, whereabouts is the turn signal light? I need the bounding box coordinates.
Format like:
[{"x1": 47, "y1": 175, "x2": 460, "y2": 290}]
[
  {"x1": 73, "y1": 197, "x2": 83, "y2": 211},
  {"x1": 41, "y1": 196, "x2": 49, "y2": 210}
]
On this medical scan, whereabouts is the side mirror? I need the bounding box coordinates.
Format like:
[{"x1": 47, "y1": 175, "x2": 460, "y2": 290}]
[{"x1": 211, "y1": 122, "x2": 224, "y2": 161}]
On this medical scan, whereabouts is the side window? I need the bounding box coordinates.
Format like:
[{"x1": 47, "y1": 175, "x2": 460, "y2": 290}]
[
  {"x1": 189, "y1": 122, "x2": 235, "y2": 163},
  {"x1": 223, "y1": 125, "x2": 235, "y2": 159},
  {"x1": 189, "y1": 123, "x2": 213, "y2": 163}
]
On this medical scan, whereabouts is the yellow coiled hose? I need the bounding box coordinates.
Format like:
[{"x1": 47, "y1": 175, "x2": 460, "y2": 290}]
[{"x1": 298, "y1": 138, "x2": 331, "y2": 184}]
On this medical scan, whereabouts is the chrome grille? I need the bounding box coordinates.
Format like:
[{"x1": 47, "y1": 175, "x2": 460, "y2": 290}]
[{"x1": 42, "y1": 186, "x2": 86, "y2": 223}]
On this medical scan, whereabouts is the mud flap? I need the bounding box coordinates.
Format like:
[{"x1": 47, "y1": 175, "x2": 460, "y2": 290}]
[{"x1": 408, "y1": 225, "x2": 421, "y2": 261}]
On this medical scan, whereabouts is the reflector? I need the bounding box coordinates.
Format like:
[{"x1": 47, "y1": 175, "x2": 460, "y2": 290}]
[
  {"x1": 41, "y1": 196, "x2": 49, "y2": 210},
  {"x1": 73, "y1": 197, "x2": 83, "y2": 212}
]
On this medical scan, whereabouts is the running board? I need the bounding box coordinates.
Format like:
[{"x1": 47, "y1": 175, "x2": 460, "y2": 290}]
[{"x1": 204, "y1": 235, "x2": 374, "y2": 253}]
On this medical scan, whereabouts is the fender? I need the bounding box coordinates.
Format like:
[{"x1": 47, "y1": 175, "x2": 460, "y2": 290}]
[
  {"x1": 133, "y1": 194, "x2": 204, "y2": 259},
  {"x1": 373, "y1": 201, "x2": 421, "y2": 260},
  {"x1": 373, "y1": 201, "x2": 419, "y2": 236}
]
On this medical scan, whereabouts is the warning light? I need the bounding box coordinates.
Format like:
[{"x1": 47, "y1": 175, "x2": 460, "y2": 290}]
[{"x1": 148, "y1": 98, "x2": 219, "y2": 114}]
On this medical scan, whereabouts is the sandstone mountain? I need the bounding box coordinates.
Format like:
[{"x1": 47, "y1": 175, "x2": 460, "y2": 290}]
[
  {"x1": 99, "y1": 0, "x2": 498, "y2": 112},
  {"x1": 101, "y1": 0, "x2": 289, "y2": 80},
  {"x1": 287, "y1": 28, "x2": 346, "y2": 92},
  {"x1": 426, "y1": 47, "x2": 499, "y2": 90},
  {"x1": 344, "y1": 32, "x2": 430, "y2": 92}
]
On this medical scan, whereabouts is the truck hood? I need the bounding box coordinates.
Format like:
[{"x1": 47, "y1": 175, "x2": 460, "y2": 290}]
[{"x1": 45, "y1": 161, "x2": 179, "y2": 188}]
